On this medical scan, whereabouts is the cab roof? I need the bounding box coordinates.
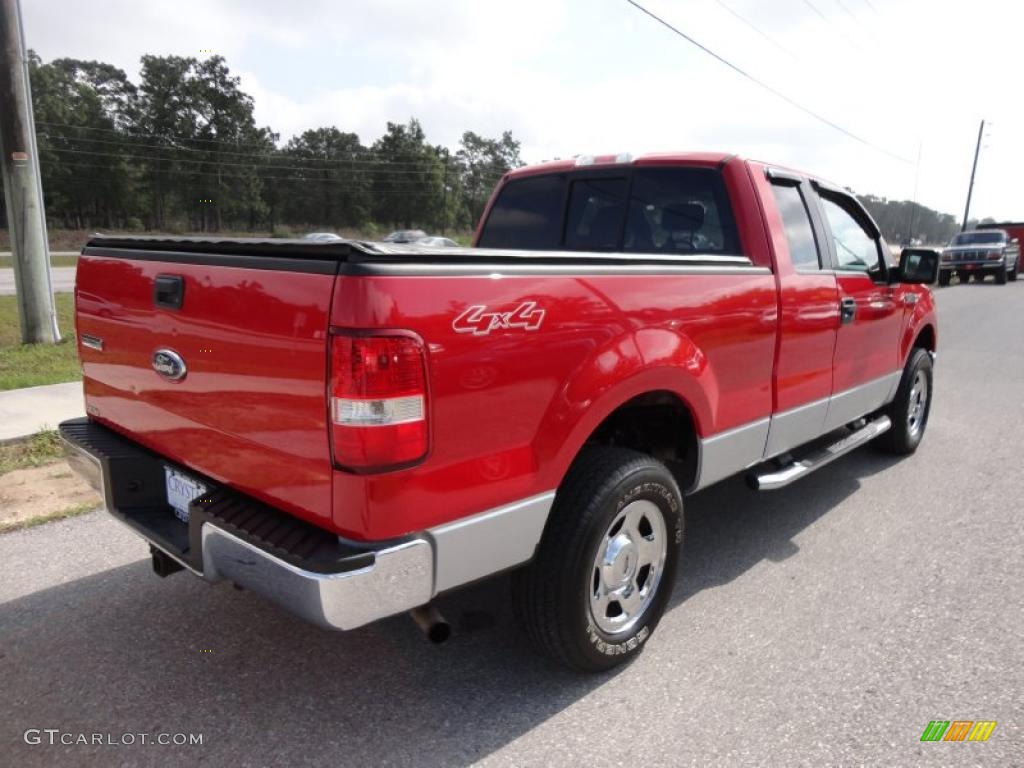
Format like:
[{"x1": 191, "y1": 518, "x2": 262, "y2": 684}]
[{"x1": 505, "y1": 152, "x2": 738, "y2": 180}]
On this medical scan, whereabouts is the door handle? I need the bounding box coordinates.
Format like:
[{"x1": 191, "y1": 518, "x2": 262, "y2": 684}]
[{"x1": 840, "y1": 297, "x2": 857, "y2": 324}]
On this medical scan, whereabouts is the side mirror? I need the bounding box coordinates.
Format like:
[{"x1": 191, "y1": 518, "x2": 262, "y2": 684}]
[{"x1": 897, "y1": 248, "x2": 940, "y2": 284}]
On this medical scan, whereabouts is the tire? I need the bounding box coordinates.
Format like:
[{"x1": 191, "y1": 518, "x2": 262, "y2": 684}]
[
  {"x1": 958, "y1": 272, "x2": 970, "y2": 284},
  {"x1": 1009, "y1": 259, "x2": 1018, "y2": 282},
  {"x1": 512, "y1": 447, "x2": 683, "y2": 672},
  {"x1": 996, "y1": 265, "x2": 1007, "y2": 285},
  {"x1": 877, "y1": 348, "x2": 933, "y2": 455},
  {"x1": 938, "y1": 271, "x2": 951, "y2": 287}
]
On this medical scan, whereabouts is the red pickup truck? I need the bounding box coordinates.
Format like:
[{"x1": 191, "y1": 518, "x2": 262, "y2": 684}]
[{"x1": 61, "y1": 152, "x2": 939, "y2": 671}]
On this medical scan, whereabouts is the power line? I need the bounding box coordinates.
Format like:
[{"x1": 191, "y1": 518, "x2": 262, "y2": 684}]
[
  {"x1": 712, "y1": 0, "x2": 799, "y2": 60},
  {"x1": 624, "y1": 0, "x2": 911, "y2": 163},
  {"x1": 800, "y1": 0, "x2": 866, "y2": 51},
  {"x1": 38, "y1": 157, "x2": 505, "y2": 189},
  {"x1": 40, "y1": 130, "x2": 462, "y2": 170},
  {"x1": 832, "y1": 0, "x2": 860, "y2": 23},
  {"x1": 35, "y1": 118, "x2": 474, "y2": 161},
  {"x1": 42, "y1": 145, "x2": 480, "y2": 178}
]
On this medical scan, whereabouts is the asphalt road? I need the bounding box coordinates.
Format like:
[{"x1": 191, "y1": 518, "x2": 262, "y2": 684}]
[
  {"x1": 2, "y1": 281, "x2": 1022, "y2": 767},
  {"x1": 0, "y1": 266, "x2": 76, "y2": 295}
]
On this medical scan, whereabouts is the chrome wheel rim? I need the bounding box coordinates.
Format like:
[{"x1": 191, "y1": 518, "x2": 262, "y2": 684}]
[
  {"x1": 588, "y1": 499, "x2": 668, "y2": 635},
  {"x1": 907, "y1": 370, "x2": 928, "y2": 438}
]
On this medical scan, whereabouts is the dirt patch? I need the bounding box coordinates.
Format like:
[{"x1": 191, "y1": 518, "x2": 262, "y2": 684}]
[{"x1": 0, "y1": 459, "x2": 100, "y2": 531}]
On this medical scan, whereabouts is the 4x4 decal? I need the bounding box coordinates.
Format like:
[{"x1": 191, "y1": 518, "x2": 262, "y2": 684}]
[{"x1": 453, "y1": 301, "x2": 546, "y2": 336}]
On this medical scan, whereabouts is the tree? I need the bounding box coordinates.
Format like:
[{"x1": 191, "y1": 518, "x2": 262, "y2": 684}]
[
  {"x1": 370, "y1": 119, "x2": 444, "y2": 229},
  {"x1": 28, "y1": 52, "x2": 137, "y2": 228},
  {"x1": 280, "y1": 127, "x2": 370, "y2": 228},
  {"x1": 455, "y1": 130, "x2": 522, "y2": 230}
]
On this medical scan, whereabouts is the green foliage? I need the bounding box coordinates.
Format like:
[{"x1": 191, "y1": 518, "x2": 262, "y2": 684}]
[
  {"x1": 0, "y1": 294, "x2": 80, "y2": 390},
  {"x1": 0, "y1": 430, "x2": 64, "y2": 475},
  {"x1": 15, "y1": 51, "x2": 523, "y2": 237},
  {"x1": 857, "y1": 194, "x2": 961, "y2": 246}
]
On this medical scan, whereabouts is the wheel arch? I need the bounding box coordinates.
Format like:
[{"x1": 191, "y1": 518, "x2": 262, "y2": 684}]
[{"x1": 544, "y1": 383, "x2": 704, "y2": 497}]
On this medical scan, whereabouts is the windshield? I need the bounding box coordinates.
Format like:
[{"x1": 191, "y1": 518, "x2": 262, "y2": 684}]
[{"x1": 951, "y1": 231, "x2": 1004, "y2": 246}]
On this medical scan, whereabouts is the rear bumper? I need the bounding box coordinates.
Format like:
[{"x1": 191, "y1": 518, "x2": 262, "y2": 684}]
[{"x1": 59, "y1": 417, "x2": 432, "y2": 630}]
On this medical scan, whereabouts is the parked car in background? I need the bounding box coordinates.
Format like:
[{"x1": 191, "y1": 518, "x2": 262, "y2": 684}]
[
  {"x1": 415, "y1": 236, "x2": 459, "y2": 247},
  {"x1": 382, "y1": 229, "x2": 427, "y2": 243},
  {"x1": 939, "y1": 228, "x2": 1020, "y2": 285},
  {"x1": 303, "y1": 232, "x2": 345, "y2": 242}
]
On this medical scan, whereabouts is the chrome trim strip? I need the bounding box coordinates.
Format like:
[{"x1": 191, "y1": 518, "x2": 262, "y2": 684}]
[
  {"x1": 693, "y1": 418, "x2": 770, "y2": 491},
  {"x1": 427, "y1": 491, "x2": 556, "y2": 593},
  {"x1": 201, "y1": 526, "x2": 434, "y2": 631}
]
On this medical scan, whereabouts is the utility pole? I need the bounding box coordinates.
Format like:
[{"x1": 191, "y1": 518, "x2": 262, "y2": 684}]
[
  {"x1": 960, "y1": 119, "x2": 984, "y2": 233},
  {"x1": 0, "y1": 0, "x2": 58, "y2": 343}
]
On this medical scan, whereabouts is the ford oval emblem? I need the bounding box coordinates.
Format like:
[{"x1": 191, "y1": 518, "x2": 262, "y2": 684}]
[{"x1": 152, "y1": 349, "x2": 187, "y2": 381}]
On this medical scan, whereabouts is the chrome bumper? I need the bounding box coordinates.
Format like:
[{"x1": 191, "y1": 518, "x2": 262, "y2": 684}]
[
  {"x1": 58, "y1": 418, "x2": 434, "y2": 631},
  {"x1": 59, "y1": 417, "x2": 553, "y2": 632},
  {"x1": 200, "y1": 526, "x2": 433, "y2": 631}
]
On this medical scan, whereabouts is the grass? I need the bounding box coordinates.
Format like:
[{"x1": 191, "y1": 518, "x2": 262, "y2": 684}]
[
  {"x1": 0, "y1": 293, "x2": 80, "y2": 390},
  {"x1": 0, "y1": 254, "x2": 78, "y2": 268},
  {"x1": 0, "y1": 429, "x2": 64, "y2": 474},
  {"x1": 0, "y1": 502, "x2": 96, "y2": 534}
]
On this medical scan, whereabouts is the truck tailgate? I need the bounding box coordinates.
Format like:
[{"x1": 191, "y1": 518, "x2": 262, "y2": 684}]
[{"x1": 75, "y1": 244, "x2": 339, "y2": 529}]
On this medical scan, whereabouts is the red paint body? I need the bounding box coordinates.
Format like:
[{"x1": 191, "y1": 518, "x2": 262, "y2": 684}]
[{"x1": 74, "y1": 154, "x2": 937, "y2": 542}]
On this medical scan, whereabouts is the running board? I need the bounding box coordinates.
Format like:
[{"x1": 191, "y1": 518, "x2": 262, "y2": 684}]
[{"x1": 747, "y1": 416, "x2": 892, "y2": 491}]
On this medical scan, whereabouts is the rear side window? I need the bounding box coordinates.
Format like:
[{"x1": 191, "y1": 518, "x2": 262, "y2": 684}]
[
  {"x1": 624, "y1": 168, "x2": 739, "y2": 254},
  {"x1": 477, "y1": 174, "x2": 566, "y2": 249},
  {"x1": 479, "y1": 165, "x2": 740, "y2": 254},
  {"x1": 565, "y1": 177, "x2": 628, "y2": 250},
  {"x1": 770, "y1": 182, "x2": 820, "y2": 270}
]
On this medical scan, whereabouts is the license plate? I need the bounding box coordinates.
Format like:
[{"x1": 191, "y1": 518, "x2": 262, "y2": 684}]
[{"x1": 164, "y1": 466, "x2": 207, "y2": 523}]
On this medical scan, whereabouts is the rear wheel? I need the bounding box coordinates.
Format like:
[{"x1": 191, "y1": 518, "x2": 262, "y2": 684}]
[
  {"x1": 877, "y1": 348, "x2": 933, "y2": 455},
  {"x1": 512, "y1": 447, "x2": 683, "y2": 672}
]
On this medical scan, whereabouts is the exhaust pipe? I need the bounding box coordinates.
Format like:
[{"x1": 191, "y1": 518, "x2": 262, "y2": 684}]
[{"x1": 410, "y1": 603, "x2": 451, "y2": 644}]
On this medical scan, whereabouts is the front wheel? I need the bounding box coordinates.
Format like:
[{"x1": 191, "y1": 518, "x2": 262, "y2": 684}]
[
  {"x1": 938, "y1": 271, "x2": 951, "y2": 287},
  {"x1": 1009, "y1": 259, "x2": 1018, "y2": 282},
  {"x1": 877, "y1": 348, "x2": 933, "y2": 455},
  {"x1": 996, "y1": 265, "x2": 1008, "y2": 285},
  {"x1": 512, "y1": 447, "x2": 683, "y2": 672}
]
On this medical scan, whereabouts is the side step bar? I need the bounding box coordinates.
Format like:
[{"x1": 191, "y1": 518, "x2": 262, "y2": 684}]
[{"x1": 747, "y1": 416, "x2": 892, "y2": 491}]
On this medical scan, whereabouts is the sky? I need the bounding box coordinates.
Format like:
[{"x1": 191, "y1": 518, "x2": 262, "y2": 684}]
[{"x1": 22, "y1": 0, "x2": 1024, "y2": 222}]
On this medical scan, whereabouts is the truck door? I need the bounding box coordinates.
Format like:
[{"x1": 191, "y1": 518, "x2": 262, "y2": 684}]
[
  {"x1": 761, "y1": 170, "x2": 839, "y2": 458},
  {"x1": 810, "y1": 185, "x2": 902, "y2": 431}
]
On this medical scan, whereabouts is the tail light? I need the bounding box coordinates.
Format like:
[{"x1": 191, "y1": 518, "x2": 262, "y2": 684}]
[{"x1": 329, "y1": 333, "x2": 429, "y2": 470}]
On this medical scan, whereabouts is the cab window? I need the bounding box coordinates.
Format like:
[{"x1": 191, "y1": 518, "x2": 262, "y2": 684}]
[
  {"x1": 770, "y1": 182, "x2": 821, "y2": 270},
  {"x1": 818, "y1": 194, "x2": 882, "y2": 278}
]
